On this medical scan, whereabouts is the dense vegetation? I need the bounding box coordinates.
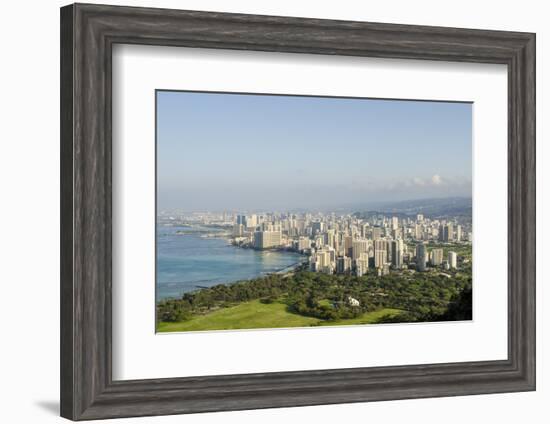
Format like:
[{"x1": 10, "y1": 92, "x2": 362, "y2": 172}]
[{"x1": 157, "y1": 264, "x2": 472, "y2": 328}]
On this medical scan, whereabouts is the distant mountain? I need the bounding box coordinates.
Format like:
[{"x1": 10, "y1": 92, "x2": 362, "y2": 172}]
[{"x1": 353, "y1": 197, "x2": 472, "y2": 219}]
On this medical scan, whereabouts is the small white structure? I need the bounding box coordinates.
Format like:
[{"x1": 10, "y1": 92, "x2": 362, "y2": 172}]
[{"x1": 347, "y1": 296, "x2": 360, "y2": 307}]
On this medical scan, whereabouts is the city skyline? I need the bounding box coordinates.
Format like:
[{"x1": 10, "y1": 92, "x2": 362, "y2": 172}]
[
  {"x1": 158, "y1": 207, "x2": 472, "y2": 283},
  {"x1": 157, "y1": 91, "x2": 472, "y2": 211}
]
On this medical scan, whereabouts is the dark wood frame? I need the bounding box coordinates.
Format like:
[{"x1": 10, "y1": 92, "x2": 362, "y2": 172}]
[{"x1": 60, "y1": 3, "x2": 536, "y2": 421}]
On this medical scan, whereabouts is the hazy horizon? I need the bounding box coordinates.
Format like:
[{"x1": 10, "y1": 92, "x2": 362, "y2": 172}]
[
  {"x1": 157, "y1": 91, "x2": 472, "y2": 211},
  {"x1": 157, "y1": 195, "x2": 472, "y2": 214}
]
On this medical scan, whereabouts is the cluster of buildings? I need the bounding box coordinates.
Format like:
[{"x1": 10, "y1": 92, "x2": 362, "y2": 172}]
[{"x1": 231, "y1": 212, "x2": 470, "y2": 277}]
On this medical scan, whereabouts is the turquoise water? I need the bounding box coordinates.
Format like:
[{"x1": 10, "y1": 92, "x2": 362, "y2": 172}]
[{"x1": 157, "y1": 225, "x2": 304, "y2": 300}]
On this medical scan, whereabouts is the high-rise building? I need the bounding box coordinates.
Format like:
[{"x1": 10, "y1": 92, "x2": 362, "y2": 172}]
[
  {"x1": 247, "y1": 214, "x2": 258, "y2": 229},
  {"x1": 237, "y1": 215, "x2": 247, "y2": 226},
  {"x1": 391, "y1": 239, "x2": 404, "y2": 269},
  {"x1": 391, "y1": 216, "x2": 399, "y2": 231},
  {"x1": 374, "y1": 239, "x2": 387, "y2": 268},
  {"x1": 352, "y1": 239, "x2": 369, "y2": 261},
  {"x1": 298, "y1": 237, "x2": 311, "y2": 251},
  {"x1": 456, "y1": 225, "x2": 462, "y2": 242},
  {"x1": 443, "y1": 223, "x2": 454, "y2": 242},
  {"x1": 431, "y1": 248, "x2": 444, "y2": 266},
  {"x1": 314, "y1": 235, "x2": 324, "y2": 248},
  {"x1": 336, "y1": 256, "x2": 352, "y2": 274},
  {"x1": 416, "y1": 242, "x2": 427, "y2": 271},
  {"x1": 344, "y1": 235, "x2": 353, "y2": 257},
  {"x1": 316, "y1": 249, "x2": 332, "y2": 271},
  {"x1": 309, "y1": 258, "x2": 318, "y2": 272},
  {"x1": 415, "y1": 224, "x2": 423, "y2": 240},
  {"x1": 448, "y1": 251, "x2": 458, "y2": 269},
  {"x1": 372, "y1": 227, "x2": 383, "y2": 240},
  {"x1": 417, "y1": 214, "x2": 424, "y2": 222},
  {"x1": 311, "y1": 221, "x2": 324, "y2": 236},
  {"x1": 232, "y1": 223, "x2": 244, "y2": 237},
  {"x1": 361, "y1": 223, "x2": 369, "y2": 238},
  {"x1": 254, "y1": 229, "x2": 282, "y2": 249},
  {"x1": 355, "y1": 253, "x2": 370, "y2": 276},
  {"x1": 325, "y1": 229, "x2": 336, "y2": 249}
]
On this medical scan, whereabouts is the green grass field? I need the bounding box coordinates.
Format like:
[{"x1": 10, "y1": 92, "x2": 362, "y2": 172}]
[
  {"x1": 320, "y1": 308, "x2": 402, "y2": 326},
  {"x1": 157, "y1": 299, "x2": 402, "y2": 333}
]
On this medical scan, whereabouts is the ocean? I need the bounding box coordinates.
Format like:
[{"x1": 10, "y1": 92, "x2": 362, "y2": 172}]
[{"x1": 156, "y1": 225, "x2": 304, "y2": 300}]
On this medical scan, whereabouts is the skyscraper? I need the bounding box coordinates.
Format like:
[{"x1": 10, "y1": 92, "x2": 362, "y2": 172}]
[
  {"x1": 325, "y1": 229, "x2": 336, "y2": 249},
  {"x1": 254, "y1": 229, "x2": 282, "y2": 249},
  {"x1": 416, "y1": 242, "x2": 427, "y2": 271},
  {"x1": 298, "y1": 237, "x2": 311, "y2": 251},
  {"x1": 344, "y1": 235, "x2": 353, "y2": 257},
  {"x1": 374, "y1": 239, "x2": 387, "y2": 268},
  {"x1": 443, "y1": 223, "x2": 454, "y2": 242},
  {"x1": 415, "y1": 224, "x2": 423, "y2": 240},
  {"x1": 391, "y1": 239, "x2": 404, "y2": 269},
  {"x1": 232, "y1": 223, "x2": 244, "y2": 237},
  {"x1": 361, "y1": 223, "x2": 369, "y2": 238},
  {"x1": 336, "y1": 256, "x2": 352, "y2": 274},
  {"x1": 247, "y1": 214, "x2": 258, "y2": 229},
  {"x1": 312, "y1": 221, "x2": 325, "y2": 236},
  {"x1": 352, "y1": 239, "x2": 369, "y2": 261},
  {"x1": 431, "y1": 248, "x2": 443, "y2": 266},
  {"x1": 237, "y1": 215, "x2": 247, "y2": 226},
  {"x1": 448, "y1": 251, "x2": 458, "y2": 269},
  {"x1": 355, "y1": 253, "x2": 370, "y2": 276}
]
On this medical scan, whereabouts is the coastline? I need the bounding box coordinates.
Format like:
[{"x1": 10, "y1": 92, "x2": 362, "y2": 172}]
[
  {"x1": 157, "y1": 226, "x2": 306, "y2": 300},
  {"x1": 157, "y1": 259, "x2": 308, "y2": 301}
]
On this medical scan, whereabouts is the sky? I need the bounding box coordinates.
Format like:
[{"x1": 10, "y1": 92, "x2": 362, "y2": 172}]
[{"x1": 156, "y1": 90, "x2": 472, "y2": 212}]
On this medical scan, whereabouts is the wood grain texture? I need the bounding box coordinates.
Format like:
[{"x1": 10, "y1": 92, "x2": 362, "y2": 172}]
[{"x1": 60, "y1": 3, "x2": 536, "y2": 420}]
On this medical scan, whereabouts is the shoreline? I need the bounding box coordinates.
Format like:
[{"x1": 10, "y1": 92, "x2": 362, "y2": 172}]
[{"x1": 157, "y1": 260, "x2": 308, "y2": 302}]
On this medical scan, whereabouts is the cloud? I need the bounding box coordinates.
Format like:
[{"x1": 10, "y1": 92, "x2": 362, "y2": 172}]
[
  {"x1": 431, "y1": 174, "x2": 443, "y2": 185},
  {"x1": 411, "y1": 177, "x2": 426, "y2": 187},
  {"x1": 407, "y1": 174, "x2": 444, "y2": 187}
]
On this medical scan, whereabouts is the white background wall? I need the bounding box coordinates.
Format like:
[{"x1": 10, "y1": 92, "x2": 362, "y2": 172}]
[{"x1": 0, "y1": 0, "x2": 546, "y2": 423}]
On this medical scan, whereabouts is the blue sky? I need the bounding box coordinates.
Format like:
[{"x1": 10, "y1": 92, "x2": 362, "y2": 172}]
[{"x1": 157, "y1": 91, "x2": 472, "y2": 211}]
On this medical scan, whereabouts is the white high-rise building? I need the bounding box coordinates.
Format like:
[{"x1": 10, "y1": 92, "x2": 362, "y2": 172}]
[
  {"x1": 254, "y1": 229, "x2": 282, "y2": 249},
  {"x1": 445, "y1": 223, "x2": 454, "y2": 242},
  {"x1": 374, "y1": 239, "x2": 387, "y2": 268},
  {"x1": 325, "y1": 229, "x2": 336, "y2": 249},
  {"x1": 352, "y1": 239, "x2": 369, "y2": 261},
  {"x1": 247, "y1": 214, "x2": 258, "y2": 229},
  {"x1": 298, "y1": 237, "x2": 311, "y2": 251},
  {"x1": 448, "y1": 251, "x2": 458, "y2": 269},
  {"x1": 431, "y1": 248, "x2": 444, "y2": 266},
  {"x1": 456, "y1": 225, "x2": 462, "y2": 242},
  {"x1": 316, "y1": 249, "x2": 331, "y2": 269},
  {"x1": 361, "y1": 223, "x2": 369, "y2": 238},
  {"x1": 355, "y1": 253, "x2": 370, "y2": 277}
]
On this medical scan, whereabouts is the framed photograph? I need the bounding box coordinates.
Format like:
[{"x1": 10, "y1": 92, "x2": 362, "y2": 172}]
[{"x1": 60, "y1": 3, "x2": 535, "y2": 420}]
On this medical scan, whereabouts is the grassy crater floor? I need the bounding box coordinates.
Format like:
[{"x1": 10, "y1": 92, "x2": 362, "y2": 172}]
[{"x1": 156, "y1": 299, "x2": 402, "y2": 333}]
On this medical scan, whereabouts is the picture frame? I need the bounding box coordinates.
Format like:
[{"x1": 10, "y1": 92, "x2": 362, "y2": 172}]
[{"x1": 60, "y1": 3, "x2": 535, "y2": 421}]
